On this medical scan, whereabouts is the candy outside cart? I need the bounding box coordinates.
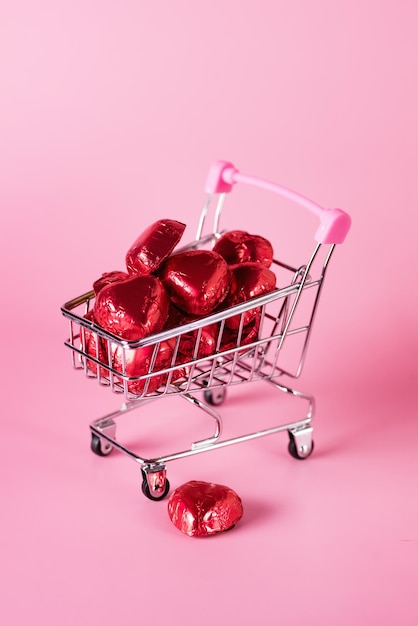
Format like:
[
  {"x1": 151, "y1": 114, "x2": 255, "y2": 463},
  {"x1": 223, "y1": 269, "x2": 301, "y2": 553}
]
[{"x1": 61, "y1": 160, "x2": 351, "y2": 501}]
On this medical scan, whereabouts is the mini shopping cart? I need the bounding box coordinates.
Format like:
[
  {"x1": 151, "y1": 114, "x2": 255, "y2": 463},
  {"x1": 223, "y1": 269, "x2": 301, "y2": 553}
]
[{"x1": 61, "y1": 160, "x2": 351, "y2": 500}]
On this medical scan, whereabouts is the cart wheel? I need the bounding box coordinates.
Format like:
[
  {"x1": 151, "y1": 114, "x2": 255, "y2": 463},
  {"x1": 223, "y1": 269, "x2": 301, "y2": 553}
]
[
  {"x1": 288, "y1": 434, "x2": 314, "y2": 460},
  {"x1": 141, "y1": 477, "x2": 171, "y2": 501},
  {"x1": 204, "y1": 387, "x2": 226, "y2": 406},
  {"x1": 91, "y1": 433, "x2": 113, "y2": 457}
]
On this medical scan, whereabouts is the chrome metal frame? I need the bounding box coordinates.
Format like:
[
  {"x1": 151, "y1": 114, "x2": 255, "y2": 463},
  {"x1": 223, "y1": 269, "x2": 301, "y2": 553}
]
[{"x1": 61, "y1": 192, "x2": 336, "y2": 497}]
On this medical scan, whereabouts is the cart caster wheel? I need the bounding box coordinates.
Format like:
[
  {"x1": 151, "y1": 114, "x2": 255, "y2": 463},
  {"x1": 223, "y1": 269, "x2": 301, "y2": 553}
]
[
  {"x1": 91, "y1": 433, "x2": 113, "y2": 457},
  {"x1": 204, "y1": 387, "x2": 226, "y2": 406},
  {"x1": 288, "y1": 431, "x2": 314, "y2": 460},
  {"x1": 141, "y1": 477, "x2": 170, "y2": 501}
]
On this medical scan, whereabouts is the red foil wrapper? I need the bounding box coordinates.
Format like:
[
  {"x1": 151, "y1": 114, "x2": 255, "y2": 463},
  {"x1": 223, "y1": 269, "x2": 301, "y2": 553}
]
[
  {"x1": 224, "y1": 262, "x2": 276, "y2": 330},
  {"x1": 126, "y1": 219, "x2": 186, "y2": 275},
  {"x1": 93, "y1": 274, "x2": 170, "y2": 340},
  {"x1": 165, "y1": 304, "x2": 219, "y2": 360},
  {"x1": 81, "y1": 311, "x2": 108, "y2": 377},
  {"x1": 93, "y1": 271, "x2": 130, "y2": 295},
  {"x1": 220, "y1": 309, "x2": 261, "y2": 351},
  {"x1": 82, "y1": 324, "x2": 187, "y2": 395},
  {"x1": 160, "y1": 250, "x2": 230, "y2": 316},
  {"x1": 213, "y1": 230, "x2": 274, "y2": 268},
  {"x1": 167, "y1": 481, "x2": 243, "y2": 537},
  {"x1": 112, "y1": 339, "x2": 177, "y2": 395}
]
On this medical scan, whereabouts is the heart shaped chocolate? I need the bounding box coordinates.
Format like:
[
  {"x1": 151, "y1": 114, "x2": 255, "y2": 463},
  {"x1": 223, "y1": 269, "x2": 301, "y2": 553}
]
[
  {"x1": 93, "y1": 270, "x2": 130, "y2": 295},
  {"x1": 213, "y1": 230, "x2": 274, "y2": 268},
  {"x1": 112, "y1": 339, "x2": 176, "y2": 395},
  {"x1": 126, "y1": 219, "x2": 186, "y2": 275},
  {"x1": 224, "y1": 262, "x2": 276, "y2": 330},
  {"x1": 220, "y1": 309, "x2": 261, "y2": 351},
  {"x1": 81, "y1": 310, "x2": 108, "y2": 376},
  {"x1": 167, "y1": 480, "x2": 243, "y2": 537},
  {"x1": 93, "y1": 274, "x2": 169, "y2": 340},
  {"x1": 165, "y1": 304, "x2": 220, "y2": 360},
  {"x1": 159, "y1": 250, "x2": 230, "y2": 316}
]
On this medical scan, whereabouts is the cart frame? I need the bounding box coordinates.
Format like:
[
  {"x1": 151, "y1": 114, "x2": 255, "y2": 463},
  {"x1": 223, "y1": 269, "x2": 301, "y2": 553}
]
[{"x1": 61, "y1": 160, "x2": 350, "y2": 500}]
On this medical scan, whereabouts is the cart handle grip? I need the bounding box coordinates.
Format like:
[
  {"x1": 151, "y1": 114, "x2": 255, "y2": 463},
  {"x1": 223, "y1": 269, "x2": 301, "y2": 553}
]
[{"x1": 205, "y1": 160, "x2": 351, "y2": 244}]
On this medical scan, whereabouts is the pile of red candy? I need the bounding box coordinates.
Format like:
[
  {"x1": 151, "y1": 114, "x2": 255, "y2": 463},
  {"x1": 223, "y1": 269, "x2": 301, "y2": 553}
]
[{"x1": 83, "y1": 219, "x2": 276, "y2": 394}]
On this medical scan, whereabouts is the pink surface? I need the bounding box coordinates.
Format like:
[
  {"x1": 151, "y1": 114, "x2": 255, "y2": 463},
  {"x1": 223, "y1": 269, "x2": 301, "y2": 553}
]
[{"x1": 1, "y1": 2, "x2": 417, "y2": 625}]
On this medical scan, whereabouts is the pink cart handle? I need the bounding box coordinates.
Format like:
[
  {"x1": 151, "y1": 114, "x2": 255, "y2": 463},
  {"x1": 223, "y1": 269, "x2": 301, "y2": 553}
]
[{"x1": 205, "y1": 160, "x2": 351, "y2": 244}]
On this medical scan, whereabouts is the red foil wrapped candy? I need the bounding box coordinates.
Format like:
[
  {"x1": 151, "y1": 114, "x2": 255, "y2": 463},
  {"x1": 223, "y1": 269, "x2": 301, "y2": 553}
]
[
  {"x1": 220, "y1": 309, "x2": 261, "y2": 352},
  {"x1": 160, "y1": 250, "x2": 230, "y2": 316},
  {"x1": 164, "y1": 304, "x2": 220, "y2": 360},
  {"x1": 213, "y1": 230, "x2": 274, "y2": 268},
  {"x1": 224, "y1": 262, "x2": 276, "y2": 330},
  {"x1": 111, "y1": 339, "x2": 176, "y2": 395},
  {"x1": 167, "y1": 480, "x2": 243, "y2": 537},
  {"x1": 93, "y1": 271, "x2": 130, "y2": 295},
  {"x1": 126, "y1": 219, "x2": 186, "y2": 276},
  {"x1": 93, "y1": 274, "x2": 170, "y2": 341},
  {"x1": 80, "y1": 311, "x2": 109, "y2": 377}
]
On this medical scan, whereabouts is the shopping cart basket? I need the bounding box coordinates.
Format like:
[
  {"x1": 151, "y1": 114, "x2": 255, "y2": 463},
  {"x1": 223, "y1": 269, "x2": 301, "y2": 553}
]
[{"x1": 61, "y1": 160, "x2": 351, "y2": 500}]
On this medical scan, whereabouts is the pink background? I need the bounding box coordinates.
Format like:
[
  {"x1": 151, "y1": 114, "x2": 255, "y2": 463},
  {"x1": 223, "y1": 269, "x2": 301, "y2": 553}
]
[{"x1": 1, "y1": 1, "x2": 417, "y2": 624}]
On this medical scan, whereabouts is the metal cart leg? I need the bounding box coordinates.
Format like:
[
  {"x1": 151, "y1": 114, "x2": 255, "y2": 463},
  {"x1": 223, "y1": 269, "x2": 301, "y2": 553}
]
[
  {"x1": 141, "y1": 464, "x2": 170, "y2": 501},
  {"x1": 265, "y1": 378, "x2": 315, "y2": 460},
  {"x1": 288, "y1": 426, "x2": 314, "y2": 459},
  {"x1": 90, "y1": 418, "x2": 116, "y2": 456}
]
